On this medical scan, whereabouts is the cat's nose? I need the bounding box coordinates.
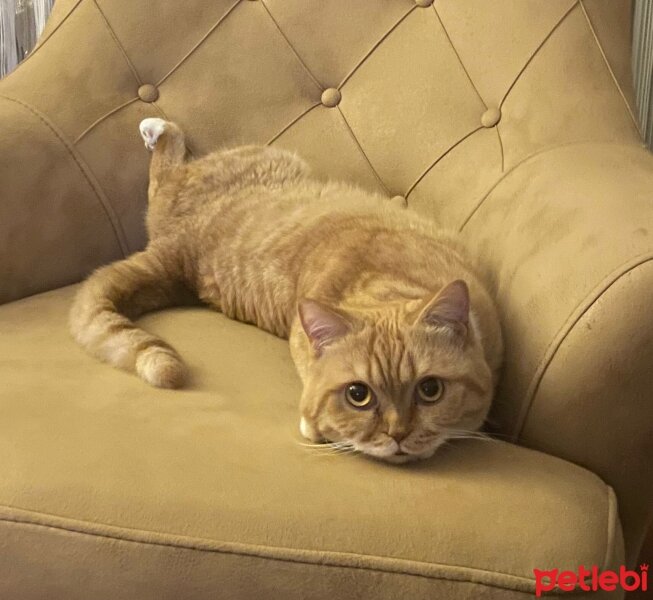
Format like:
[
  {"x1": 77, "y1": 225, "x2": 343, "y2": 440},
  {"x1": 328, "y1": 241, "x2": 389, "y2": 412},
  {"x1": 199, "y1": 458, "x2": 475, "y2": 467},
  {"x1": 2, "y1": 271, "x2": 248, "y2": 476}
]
[
  {"x1": 385, "y1": 409, "x2": 410, "y2": 443},
  {"x1": 390, "y1": 431, "x2": 408, "y2": 443}
]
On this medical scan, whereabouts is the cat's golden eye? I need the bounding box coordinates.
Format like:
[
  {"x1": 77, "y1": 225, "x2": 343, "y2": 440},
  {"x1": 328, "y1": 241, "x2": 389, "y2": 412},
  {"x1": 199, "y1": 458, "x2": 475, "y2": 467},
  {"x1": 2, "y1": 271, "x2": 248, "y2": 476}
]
[
  {"x1": 416, "y1": 377, "x2": 444, "y2": 404},
  {"x1": 345, "y1": 382, "x2": 374, "y2": 409}
]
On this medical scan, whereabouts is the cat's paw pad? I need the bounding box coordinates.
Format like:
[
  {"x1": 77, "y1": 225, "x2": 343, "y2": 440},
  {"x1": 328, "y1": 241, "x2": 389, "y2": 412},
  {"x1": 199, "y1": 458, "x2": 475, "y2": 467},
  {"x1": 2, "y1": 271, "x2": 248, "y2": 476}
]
[
  {"x1": 139, "y1": 118, "x2": 167, "y2": 151},
  {"x1": 299, "y1": 417, "x2": 323, "y2": 442}
]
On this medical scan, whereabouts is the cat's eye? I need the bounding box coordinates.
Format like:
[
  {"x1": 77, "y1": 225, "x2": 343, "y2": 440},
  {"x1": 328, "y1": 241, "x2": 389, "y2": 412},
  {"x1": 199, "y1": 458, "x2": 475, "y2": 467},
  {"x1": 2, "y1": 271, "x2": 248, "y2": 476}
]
[
  {"x1": 416, "y1": 377, "x2": 444, "y2": 404},
  {"x1": 344, "y1": 382, "x2": 375, "y2": 409}
]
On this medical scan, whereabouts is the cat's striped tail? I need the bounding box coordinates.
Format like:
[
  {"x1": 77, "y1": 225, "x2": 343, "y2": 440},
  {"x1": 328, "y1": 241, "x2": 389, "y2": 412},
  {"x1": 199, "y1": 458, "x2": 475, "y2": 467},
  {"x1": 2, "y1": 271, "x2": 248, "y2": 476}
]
[{"x1": 69, "y1": 246, "x2": 191, "y2": 388}]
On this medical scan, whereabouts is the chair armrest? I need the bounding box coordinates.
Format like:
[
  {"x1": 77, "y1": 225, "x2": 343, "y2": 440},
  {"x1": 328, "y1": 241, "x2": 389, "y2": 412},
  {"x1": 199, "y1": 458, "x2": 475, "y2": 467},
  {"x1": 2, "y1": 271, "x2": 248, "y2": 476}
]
[
  {"x1": 0, "y1": 94, "x2": 125, "y2": 304},
  {"x1": 461, "y1": 142, "x2": 653, "y2": 566}
]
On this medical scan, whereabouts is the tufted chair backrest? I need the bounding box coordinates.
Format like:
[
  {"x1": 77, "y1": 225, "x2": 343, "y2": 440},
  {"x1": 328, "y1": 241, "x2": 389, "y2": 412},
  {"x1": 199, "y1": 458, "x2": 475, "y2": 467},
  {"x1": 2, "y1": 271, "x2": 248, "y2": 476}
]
[
  {"x1": 2, "y1": 0, "x2": 652, "y2": 566},
  {"x1": 7, "y1": 0, "x2": 638, "y2": 246},
  {"x1": 0, "y1": 0, "x2": 638, "y2": 293}
]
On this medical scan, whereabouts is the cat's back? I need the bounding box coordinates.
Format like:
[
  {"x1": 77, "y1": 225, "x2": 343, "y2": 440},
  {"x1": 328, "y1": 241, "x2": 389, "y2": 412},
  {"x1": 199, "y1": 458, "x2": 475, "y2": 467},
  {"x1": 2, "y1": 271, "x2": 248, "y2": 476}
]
[
  {"x1": 176, "y1": 157, "x2": 500, "y2": 371},
  {"x1": 182, "y1": 145, "x2": 309, "y2": 202}
]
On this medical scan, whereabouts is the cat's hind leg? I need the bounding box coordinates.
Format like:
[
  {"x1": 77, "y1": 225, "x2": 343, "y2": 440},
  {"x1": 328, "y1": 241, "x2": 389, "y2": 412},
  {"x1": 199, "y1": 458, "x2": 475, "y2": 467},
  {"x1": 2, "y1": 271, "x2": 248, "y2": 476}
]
[{"x1": 139, "y1": 118, "x2": 187, "y2": 196}]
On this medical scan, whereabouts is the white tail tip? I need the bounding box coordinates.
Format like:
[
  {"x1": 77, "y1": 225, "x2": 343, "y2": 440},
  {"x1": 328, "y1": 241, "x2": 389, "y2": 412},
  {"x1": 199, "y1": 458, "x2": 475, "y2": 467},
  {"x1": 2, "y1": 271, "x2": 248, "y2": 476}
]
[{"x1": 136, "y1": 346, "x2": 187, "y2": 389}]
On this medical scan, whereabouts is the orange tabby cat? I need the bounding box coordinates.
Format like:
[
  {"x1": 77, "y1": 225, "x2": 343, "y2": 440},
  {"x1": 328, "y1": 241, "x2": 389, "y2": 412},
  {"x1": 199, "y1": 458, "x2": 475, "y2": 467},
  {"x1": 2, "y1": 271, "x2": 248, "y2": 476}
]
[{"x1": 70, "y1": 118, "x2": 503, "y2": 463}]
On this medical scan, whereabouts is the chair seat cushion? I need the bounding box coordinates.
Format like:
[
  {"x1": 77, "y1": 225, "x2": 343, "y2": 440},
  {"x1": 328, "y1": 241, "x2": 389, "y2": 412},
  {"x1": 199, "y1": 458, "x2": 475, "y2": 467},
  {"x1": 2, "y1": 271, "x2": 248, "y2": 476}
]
[{"x1": 0, "y1": 286, "x2": 623, "y2": 600}]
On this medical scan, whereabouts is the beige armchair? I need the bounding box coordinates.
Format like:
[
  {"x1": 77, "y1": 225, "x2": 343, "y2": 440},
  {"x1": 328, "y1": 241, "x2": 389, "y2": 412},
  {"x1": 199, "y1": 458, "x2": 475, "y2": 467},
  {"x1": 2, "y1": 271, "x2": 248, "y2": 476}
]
[{"x1": 1, "y1": 1, "x2": 651, "y2": 598}]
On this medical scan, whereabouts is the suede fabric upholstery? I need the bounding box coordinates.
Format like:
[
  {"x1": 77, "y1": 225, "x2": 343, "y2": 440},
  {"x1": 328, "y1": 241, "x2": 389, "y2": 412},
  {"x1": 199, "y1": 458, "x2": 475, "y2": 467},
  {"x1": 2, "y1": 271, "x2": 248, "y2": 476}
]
[
  {"x1": 0, "y1": 1, "x2": 650, "y2": 598},
  {"x1": 0, "y1": 288, "x2": 625, "y2": 599}
]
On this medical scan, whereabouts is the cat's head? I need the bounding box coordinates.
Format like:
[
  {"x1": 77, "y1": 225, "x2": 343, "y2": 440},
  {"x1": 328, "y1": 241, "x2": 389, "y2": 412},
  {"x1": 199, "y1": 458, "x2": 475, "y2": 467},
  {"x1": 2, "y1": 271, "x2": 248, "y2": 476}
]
[{"x1": 295, "y1": 281, "x2": 495, "y2": 463}]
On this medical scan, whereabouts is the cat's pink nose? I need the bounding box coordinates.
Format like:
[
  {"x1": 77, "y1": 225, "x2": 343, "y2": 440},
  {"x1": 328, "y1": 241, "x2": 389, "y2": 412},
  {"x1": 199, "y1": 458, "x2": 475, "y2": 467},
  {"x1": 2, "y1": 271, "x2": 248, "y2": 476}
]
[{"x1": 391, "y1": 431, "x2": 408, "y2": 443}]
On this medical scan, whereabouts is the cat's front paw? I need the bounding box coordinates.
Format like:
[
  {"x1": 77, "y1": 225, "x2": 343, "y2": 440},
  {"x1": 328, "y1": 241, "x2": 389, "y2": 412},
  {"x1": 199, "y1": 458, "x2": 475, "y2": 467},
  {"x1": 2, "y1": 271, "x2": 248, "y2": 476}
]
[
  {"x1": 299, "y1": 416, "x2": 323, "y2": 442},
  {"x1": 139, "y1": 117, "x2": 167, "y2": 151}
]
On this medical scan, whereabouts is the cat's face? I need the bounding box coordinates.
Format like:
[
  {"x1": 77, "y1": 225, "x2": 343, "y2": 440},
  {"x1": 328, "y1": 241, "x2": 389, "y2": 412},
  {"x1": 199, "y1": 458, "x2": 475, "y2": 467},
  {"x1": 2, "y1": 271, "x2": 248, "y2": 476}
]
[{"x1": 296, "y1": 281, "x2": 494, "y2": 463}]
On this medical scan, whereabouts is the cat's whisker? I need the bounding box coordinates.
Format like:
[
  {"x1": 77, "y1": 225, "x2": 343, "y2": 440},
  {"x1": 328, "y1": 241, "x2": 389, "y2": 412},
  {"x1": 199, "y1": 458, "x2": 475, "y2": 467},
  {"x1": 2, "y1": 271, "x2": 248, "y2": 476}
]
[
  {"x1": 296, "y1": 439, "x2": 358, "y2": 457},
  {"x1": 297, "y1": 444, "x2": 338, "y2": 453},
  {"x1": 296, "y1": 441, "x2": 338, "y2": 448},
  {"x1": 327, "y1": 443, "x2": 357, "y2": 453},
  {"x1": 305, "y1": 452, "x2": 341, "y2": 459},
  {"x1": 300, "y1": 449, "x2": 342, "y2": 458},
  {"x1": 302, "y1": 445, "x2": 358, "y2": 458},
  {"x1": 331, "y1": 450, "x2": 358, "y2": 457},
  {"x1": 442, "y1": 428, "x2": 500, "y2": 443},
  {"x1": 327, "y1": 443, "x2": 359, "y2": 455}
]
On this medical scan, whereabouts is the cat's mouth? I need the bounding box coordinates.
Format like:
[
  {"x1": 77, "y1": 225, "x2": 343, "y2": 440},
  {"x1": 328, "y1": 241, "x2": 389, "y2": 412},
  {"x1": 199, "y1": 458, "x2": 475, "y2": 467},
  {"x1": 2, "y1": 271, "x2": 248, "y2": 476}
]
[
  {"x1": 382, "y1": 450, "x2": 422, "y2": 464},
  {"x1": 355, "y1": 441, "x2": 435, "y2": 463},
  {"x1": 378, "y1": 442, "x2": 442, "y2": 464}
]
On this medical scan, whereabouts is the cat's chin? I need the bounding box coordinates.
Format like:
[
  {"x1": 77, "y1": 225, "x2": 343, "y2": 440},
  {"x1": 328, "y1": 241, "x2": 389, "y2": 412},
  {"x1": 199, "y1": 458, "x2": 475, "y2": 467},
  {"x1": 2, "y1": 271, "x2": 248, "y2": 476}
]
[
  {"x1": 378, "y1": 447, "x2": 437, "y2": 464},
  {"x1": 380, "y1": 452, "x2": 422, "y2": 464},
  {"x1": 355, "y1": 443, "x2": 440, "y2": 464}
]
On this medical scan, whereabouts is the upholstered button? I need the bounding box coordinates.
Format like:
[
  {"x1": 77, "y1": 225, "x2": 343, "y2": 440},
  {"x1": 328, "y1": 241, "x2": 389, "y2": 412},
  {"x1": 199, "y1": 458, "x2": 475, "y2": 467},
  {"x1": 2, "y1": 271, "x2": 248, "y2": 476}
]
[
  {"x1": 415, "y1": 0, "x2": 433, "y2": 6},
  {"x1": 390, "y1": 195, "x2": 407, "y2": 208},
  {"x1": 481, "y1": 107, "x2": 501, "y2": 128},
  {"x1": 321, "y1": 88, "x2": 341, "y2": 108},
  {"x1": 138, "y1": 84, "x2": 159, "y2": 103}
]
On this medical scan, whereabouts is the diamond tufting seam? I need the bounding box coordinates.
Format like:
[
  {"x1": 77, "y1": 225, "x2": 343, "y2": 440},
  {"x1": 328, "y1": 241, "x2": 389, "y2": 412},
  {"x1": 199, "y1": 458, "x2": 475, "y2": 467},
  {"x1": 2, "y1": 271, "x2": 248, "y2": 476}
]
[
  {"x1": 266, "y1": 102, "x2": 321, "y2": 146},
  {"x1": 495, "y1": 125, "x2": 505, "y2": 173},
  {"x1": 155, "y1": 0, "x2": 242, "y2": 88},
  {"x1": 7, "y1": 0, "x2": 85, "y2": 72},
  {"x1": 458, "y1": 139, "x2": 644, "y2": 232},
  {"x1": 74, "y1": 97, "x2": 139, "y2": 144},
  {"x1": 257, "y1": 0, "x2": 394, "y2": 192},
  {"x1": 92, "y1": 0, "x2": 143, "y2": 86},
  {"x1": 17, "y1": 0, "x2": 153, "y2": 147},
  {"x1": 500, "y1": 1, "x2": 580, "y2": 110},
  {"x1": 151, "y1": 102, "x2": 170, "y2": 122},
  {"x1": 336, "y1": 106, "x2": 390, "y2": 196},
  {"x1": 578, "y1": 0, "x2": 639, "y2": 131},
  {"x1": 431, "y1": 4, "x2": 487, "y2": 110},
  {"x1": 405, "y1": 127, "x2": 484, "y2": 200},
  {"x1": 73, "y1": 85, "x2": 177, "y2": 148},
  {"x1": 73, "y1": 0, "x2": 154, "y2": 144},
  {"x1": 337, "y1": 5, "x2": 417, "y2": 90},
  {"x1": 259, "y1": 0, "x2": 324, "y2": 91},
  {"x1": 463, "y1": 140, "x2": 589, "y2": 232},
  {"x1": 0, "y1": 94, "x2": 129, "y2": 256}
]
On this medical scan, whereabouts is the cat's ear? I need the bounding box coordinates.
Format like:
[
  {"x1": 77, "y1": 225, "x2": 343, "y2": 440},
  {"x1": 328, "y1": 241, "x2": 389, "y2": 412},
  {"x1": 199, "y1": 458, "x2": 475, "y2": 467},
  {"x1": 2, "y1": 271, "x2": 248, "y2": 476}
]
[
  {"x1": 417, "y1": 280, "x2": 469, "y2": 333},
  {"x1": 298, "y1": 299, "x2": 351, "y2": 354}
]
